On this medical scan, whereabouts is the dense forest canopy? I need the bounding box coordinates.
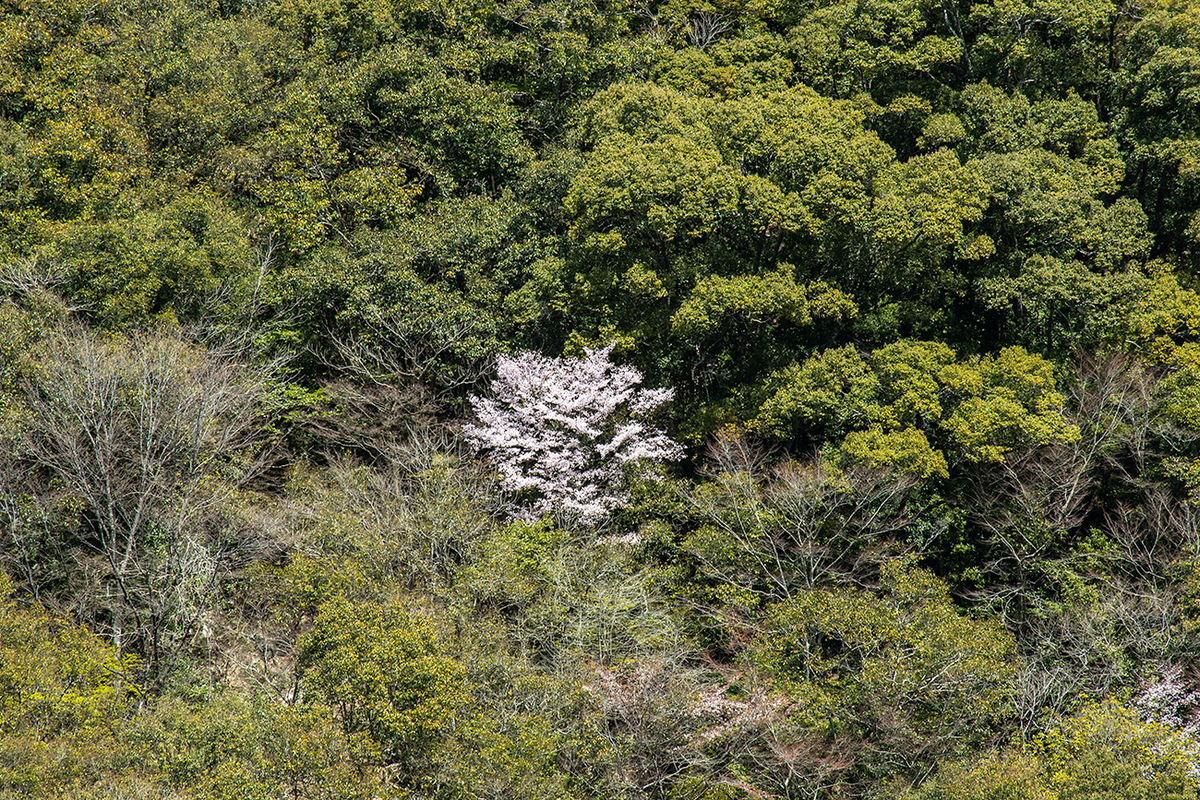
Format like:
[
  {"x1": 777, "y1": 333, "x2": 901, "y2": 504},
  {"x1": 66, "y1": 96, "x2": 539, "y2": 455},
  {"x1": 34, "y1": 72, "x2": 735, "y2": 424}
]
[{"x1": 4, "y1": 0, "x2": 1200, "y2": 796}]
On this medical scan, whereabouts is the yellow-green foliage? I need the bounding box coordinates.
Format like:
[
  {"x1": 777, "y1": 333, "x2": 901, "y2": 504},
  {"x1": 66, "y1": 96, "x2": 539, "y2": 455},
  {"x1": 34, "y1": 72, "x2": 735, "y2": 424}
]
[
  {"x1": 1157, "y1": 342, "x2": 1200, "y2": 435},
  {"x1": 751, "y1": 562, "x2": 1017, "y2": 759},
  {"x1": 462, "y1": 520, "x2": 684, "y2": 667},
  {"x1": 0, "y1": 294, "x2": 65, "y2": 394},
  {"x1": 671, "y1": 270, "x2": 856, "y2": 338},
  {"x1": 1106, "y1": 266, "x2": 1200, "y2": 366},
  {"x1": 298, "y1": 596, "x2": 468, "y2": 772},
  {"x1": 754, "y1": 340, "x2": 1079, "y2": 476},
  {"x1": 461, "y1": 519, "x2": 566, "y2": 614},
  {"x1": 1132, "y1": 340, "x2": 1200, "y2": 499},
  {"x1": 915, "y1": 701, "x2": 1199, "y2": 800},
  {"x1": 439, "y1": 647, "x2": 581, "y2": 800},
  {"x1": 911, "y1": 751, "x2": 1055, "y2": 800},
  {"x1": 248, "y1": 83, "x2": 422, "y2": 253},
  {"x1": 1036, "y1": 701, "x2": 1199, "y2": 799},
  {"x1": 0, "y1": 573, "x2": 135, "y2": 738},
  {"x1": 841, "y1": 425, "x2": 949, "y2": 480},
  {"x1": 133, "y1": 693, "x2": 373, "y2": 800},
  {"x1": 0, "y1": 573, "x2": 136, "y2": 795},
  {"x1": 266, "y1": 457, "x2": 493, "y2": 602}
]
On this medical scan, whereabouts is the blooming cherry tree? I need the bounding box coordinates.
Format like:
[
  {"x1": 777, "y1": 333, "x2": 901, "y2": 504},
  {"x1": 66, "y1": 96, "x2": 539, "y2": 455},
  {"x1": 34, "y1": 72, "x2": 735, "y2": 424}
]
[{"x1": 465, "y1": 344, "x2": 682, "y2": 526}]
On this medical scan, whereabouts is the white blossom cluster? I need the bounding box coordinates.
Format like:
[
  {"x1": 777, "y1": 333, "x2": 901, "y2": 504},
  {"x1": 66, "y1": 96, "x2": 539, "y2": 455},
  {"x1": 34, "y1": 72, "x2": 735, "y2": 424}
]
[
  {"x1": 1135, "y1": 665, "x2": 1200, "y2": 734},
  {"x1": 465, "y1": 344, "x2": 682, "y2": 526}
]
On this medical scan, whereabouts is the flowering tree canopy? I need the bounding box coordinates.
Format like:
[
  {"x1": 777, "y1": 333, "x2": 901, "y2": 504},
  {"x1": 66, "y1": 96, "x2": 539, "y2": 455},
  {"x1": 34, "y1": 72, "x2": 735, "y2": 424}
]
[{"x1": 465, "y1": 345, "x2": 682, "y2": 526}]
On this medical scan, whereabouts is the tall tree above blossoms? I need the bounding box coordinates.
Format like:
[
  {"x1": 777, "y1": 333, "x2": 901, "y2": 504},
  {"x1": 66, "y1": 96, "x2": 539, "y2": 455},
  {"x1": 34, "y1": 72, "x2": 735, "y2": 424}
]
[{"x1": 465, "y1": 345, "x2": 682, "y2": 527}]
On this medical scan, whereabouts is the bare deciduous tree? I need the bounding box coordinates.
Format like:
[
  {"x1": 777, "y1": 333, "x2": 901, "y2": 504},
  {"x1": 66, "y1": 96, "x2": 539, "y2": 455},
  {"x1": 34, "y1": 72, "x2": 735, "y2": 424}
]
[
  {"x1": 686, "y1": 11, "x2": 732, "y2": 49},
  {"x1": 325, "y1": 306, "x2": 492, "y2": 392},
  {"x1": 686, "y1": 431, "x2": 920, "y2": 602},
  {"x1": 964, "y1": 351, "x2": 1160, "y2": 627},
  {"x1": 1, "y1": 326, "x2": 270, "y2": 687},
  {"x1": 964, "y1": 352, "x2": 1200, "y2": 735}
]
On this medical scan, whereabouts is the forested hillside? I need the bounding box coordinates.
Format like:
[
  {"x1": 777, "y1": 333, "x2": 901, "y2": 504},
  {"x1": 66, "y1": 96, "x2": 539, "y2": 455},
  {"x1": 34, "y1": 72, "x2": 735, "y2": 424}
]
[{"x1": 3, "y1": 0, "x2": 1200, "y2": 796}]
